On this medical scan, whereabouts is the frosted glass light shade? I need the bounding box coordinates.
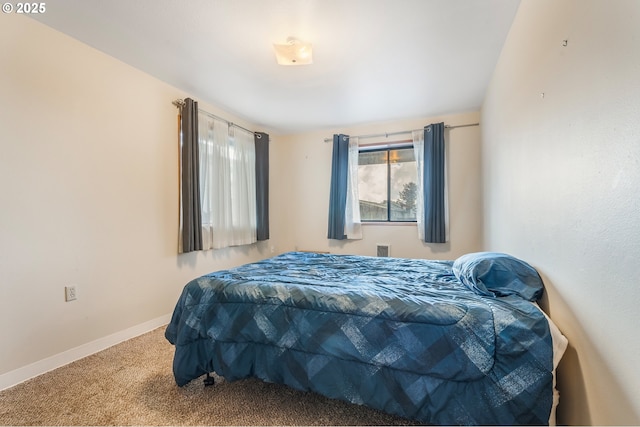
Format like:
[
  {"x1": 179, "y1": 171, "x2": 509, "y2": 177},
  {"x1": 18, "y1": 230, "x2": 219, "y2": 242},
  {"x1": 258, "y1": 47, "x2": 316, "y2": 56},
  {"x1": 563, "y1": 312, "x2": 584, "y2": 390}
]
[{"x1": 273, "y1": 38, "x2": 313, "y2": 65}]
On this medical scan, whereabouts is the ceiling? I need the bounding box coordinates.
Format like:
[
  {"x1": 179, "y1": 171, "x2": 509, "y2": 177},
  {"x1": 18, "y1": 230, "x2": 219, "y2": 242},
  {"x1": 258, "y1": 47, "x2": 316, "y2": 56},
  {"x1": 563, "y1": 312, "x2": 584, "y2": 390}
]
[{"x1": 31, "y1": 0, "x2": 521, "y2": 134}]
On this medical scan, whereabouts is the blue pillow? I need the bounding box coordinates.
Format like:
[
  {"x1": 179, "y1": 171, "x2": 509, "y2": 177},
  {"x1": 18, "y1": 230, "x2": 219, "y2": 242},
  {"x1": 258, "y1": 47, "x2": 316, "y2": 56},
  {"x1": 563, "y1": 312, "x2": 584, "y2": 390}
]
[{"x1": 452, "y1": 252, "x2": 544, "y2": 301}]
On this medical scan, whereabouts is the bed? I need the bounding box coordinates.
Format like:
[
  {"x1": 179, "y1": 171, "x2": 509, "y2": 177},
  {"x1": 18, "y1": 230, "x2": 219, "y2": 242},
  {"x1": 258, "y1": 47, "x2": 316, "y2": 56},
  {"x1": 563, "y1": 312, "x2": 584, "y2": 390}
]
[{"x1": 165, "y1": 251, "x2": 567, "y2": 425}]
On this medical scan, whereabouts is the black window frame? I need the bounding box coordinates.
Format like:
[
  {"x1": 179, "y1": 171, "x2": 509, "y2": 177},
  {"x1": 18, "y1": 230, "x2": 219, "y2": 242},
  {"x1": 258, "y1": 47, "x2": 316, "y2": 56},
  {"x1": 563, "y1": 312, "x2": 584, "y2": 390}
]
[{"x1": 358, "y1": 143, "x2": 417, "y2": 223}]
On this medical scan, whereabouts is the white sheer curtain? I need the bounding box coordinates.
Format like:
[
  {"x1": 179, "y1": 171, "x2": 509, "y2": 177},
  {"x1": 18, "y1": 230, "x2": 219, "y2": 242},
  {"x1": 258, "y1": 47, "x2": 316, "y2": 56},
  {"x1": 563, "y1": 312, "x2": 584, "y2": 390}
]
[
  {"x1": 412, "y1": 131, "x2": 425, "y2": 241},
  {"x1": 344, "y1": 137, "x2": 362, "y2": 239},
  {"x1": 412, "y1": 129, "x2": 449, "y2": 242},
  {"x1": 199, "y1": 113, "x2": 257, "y2": 250}
]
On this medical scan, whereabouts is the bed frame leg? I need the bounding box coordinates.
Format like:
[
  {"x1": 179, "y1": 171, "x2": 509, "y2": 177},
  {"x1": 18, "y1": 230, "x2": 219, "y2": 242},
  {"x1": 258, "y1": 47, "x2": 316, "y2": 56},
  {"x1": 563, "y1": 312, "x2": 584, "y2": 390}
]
[{"x1": 203, "y1": 373, "x2": 215, "y2": 387}]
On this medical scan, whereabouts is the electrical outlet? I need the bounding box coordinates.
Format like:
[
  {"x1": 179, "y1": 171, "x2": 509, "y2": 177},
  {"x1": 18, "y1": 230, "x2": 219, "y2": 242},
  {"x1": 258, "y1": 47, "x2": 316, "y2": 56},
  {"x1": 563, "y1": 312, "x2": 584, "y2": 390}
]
[{"x1": 65, "y1": 285, "x2": 77, "y2": 302}]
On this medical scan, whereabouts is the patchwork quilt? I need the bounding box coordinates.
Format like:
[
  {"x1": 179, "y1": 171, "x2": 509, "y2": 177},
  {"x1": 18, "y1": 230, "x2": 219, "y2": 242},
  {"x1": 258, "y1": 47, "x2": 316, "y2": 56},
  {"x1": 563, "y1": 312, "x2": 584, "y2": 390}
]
[{"x1": 165, "y1": 251, "x2": 556, "y2": 425}]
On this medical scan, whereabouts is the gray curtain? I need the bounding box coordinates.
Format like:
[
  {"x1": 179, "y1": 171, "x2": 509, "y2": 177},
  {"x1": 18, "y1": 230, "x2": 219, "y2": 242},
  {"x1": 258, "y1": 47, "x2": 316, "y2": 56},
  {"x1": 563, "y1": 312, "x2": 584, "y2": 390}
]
[
  {"x1": 180, "y1": 98, "x2": 203, "y2": 252},
  {"x1": 423, "y1": 122, "x2": 446, "y2": 243},
  {"x1": 327, "y1": 134, "x2": 349, "y2": 240},
  {"x1": 255, "y1": 132, "x2": 269, "y2": 241}
]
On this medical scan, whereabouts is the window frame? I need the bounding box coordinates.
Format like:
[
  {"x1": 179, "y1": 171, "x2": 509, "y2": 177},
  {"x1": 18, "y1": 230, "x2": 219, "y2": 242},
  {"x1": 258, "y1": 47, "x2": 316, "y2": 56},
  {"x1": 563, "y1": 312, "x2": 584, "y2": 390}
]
[{"x1": 358, "y1": 141, "x2": 417, "y2": 223}]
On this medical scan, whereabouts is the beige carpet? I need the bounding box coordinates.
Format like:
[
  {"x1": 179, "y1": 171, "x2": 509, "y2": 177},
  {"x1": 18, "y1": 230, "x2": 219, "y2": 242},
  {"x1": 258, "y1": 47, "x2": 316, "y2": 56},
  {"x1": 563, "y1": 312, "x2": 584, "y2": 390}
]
[{"x1": 0, "y1": 326, "x2": 418, "y2": 426}]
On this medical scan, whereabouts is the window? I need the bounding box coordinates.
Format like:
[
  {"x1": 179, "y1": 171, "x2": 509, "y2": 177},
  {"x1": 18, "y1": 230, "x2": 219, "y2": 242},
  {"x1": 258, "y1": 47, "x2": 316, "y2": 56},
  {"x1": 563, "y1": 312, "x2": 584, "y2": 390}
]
[{"x1": 358, "y1": 144, "x2": 417, "y2": 222}]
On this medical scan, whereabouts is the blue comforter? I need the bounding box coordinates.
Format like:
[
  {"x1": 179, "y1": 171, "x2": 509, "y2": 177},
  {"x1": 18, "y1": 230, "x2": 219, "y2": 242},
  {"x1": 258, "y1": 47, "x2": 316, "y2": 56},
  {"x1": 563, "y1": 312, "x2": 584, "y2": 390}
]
[{"x1": 165, "y1": 252, "x2": 554, "y2": 425}]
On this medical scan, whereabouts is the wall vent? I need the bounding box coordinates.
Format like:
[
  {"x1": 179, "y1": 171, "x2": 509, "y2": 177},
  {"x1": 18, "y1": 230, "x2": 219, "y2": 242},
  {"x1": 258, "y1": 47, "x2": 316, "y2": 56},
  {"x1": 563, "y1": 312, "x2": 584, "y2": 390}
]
[{"x1": 376, "y1": 244, "x2": 390, "y2": 257}]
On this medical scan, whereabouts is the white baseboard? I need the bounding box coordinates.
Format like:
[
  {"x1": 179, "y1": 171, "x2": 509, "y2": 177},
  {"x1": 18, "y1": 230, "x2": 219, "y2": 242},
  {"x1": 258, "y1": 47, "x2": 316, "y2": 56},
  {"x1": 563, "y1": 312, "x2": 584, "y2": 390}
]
[{"x1": 0, "y1": 314, "x2": 171, "y2": 391}]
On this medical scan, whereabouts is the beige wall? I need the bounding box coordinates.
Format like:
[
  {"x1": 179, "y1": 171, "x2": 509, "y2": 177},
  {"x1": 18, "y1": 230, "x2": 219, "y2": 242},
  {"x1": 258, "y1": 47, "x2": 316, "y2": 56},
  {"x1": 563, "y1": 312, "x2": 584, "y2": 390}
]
[
  {"x1": 0, "y1": 16, "x2": 276, "y2": 383},
  {"x1": 272, "y1": 111, "x2": 483, "y2": 259},
  {"x1": 481, "y1": 0, "x2": 640, "y2": 424}
]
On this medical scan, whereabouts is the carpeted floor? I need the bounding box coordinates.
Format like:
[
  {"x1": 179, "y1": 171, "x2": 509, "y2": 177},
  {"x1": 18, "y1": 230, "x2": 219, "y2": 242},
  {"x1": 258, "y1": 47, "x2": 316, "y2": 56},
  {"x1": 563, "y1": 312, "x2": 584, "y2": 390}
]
[{"x1": 0, "y1": 326, "x2": 419, "y2": 426}]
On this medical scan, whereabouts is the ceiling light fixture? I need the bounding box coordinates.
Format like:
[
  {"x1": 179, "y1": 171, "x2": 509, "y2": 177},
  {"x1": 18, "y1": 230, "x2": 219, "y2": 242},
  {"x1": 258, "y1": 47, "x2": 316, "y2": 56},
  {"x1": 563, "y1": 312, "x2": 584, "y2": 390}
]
[{"x1": 273, "y1": 37, "x2": 313, "y2": 66}]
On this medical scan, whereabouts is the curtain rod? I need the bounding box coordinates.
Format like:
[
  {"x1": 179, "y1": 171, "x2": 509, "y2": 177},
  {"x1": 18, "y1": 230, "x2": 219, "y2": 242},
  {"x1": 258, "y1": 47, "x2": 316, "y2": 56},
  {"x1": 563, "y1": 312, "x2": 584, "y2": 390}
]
[
  {"x1": 172, "y1": 99, "x2": 258, "y2": 137},
  {"x1": 322, "y1": 122, "x2": 479, "y2": 143}
]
